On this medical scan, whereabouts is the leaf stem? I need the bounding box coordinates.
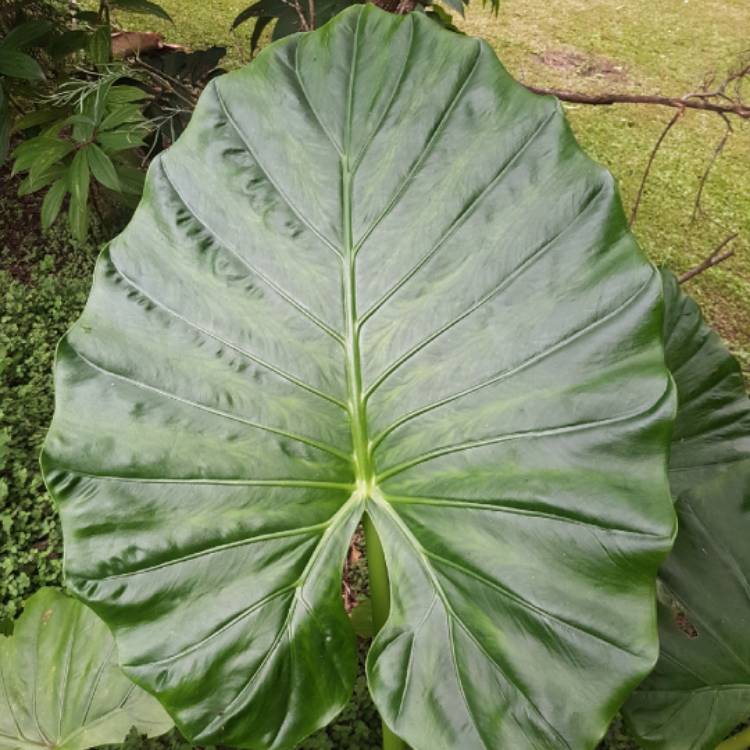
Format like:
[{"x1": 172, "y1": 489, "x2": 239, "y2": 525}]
[
  {"x1": 363, "y1": 513, "x2": 407, "y2": 750},
  {"x1": 717, "y1": 727, "x2": 750, "y2": 750}
]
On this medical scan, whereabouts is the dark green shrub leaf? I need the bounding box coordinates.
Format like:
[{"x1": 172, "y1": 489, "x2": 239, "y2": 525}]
[
  {"x1": 87, "y1": 143, "x2": 121, "y2": 191},
  {"x1": 18, "y1": 163, "x2": 66, "y2": 196},
  {"x1": 88, "y1": 25, "x2": 112, "y2": 66},
  {"x1": 0, "y1": 49, "x2": 45, "y2": 81},
  {"x1": 106, "y1": 86, "x2": 150, "y2": 105},
  {"x1": 623, "y1": 270, "x2": 750, "y2": 750},
  {"x1": 0, "y1": 588, "x2": 172, "y2": 750},
  {"x1": 41, "y1": 178, "x2": 68, "y2": 230},
  {"x1": 14, "y1": 106, "x2": 69, "y2": 132},
  {"x1": 0, "y1": 20, "x2": 52, "y2": 52},
  {"x1": 250, "y1": 16, "x2": 274, "y2": 55},
  {"x1": 67, "y1": 149, "x2": 90, "y2": 241},
  {"x1": 42, "y1": 7, "x2": 676, "y2": 749},
  {"x1": 12, "y1": 136, "x2": 74, "y2": 178},
  {"x1": 96, "y1": 128, "x2": 146, "y2": 152}
]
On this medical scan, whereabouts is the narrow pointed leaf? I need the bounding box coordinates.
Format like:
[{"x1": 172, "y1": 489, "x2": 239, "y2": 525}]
[
  {"x1": 0, "y1": 588, "x2": 172, "y2": 750},
  {"x1": 0, "y1": 50, "x2": 45, "y2": 81},
  {"x1": 623, "y1": 270, "x2": 750, "y2": 750},
  {"x1": 42, "y1": 7, "x2": 676, "y2": 750},
  {"x1": 42, "y1": 178, "x2": 68, "y2": 230},
  {"x1": 87, "y1": 143, "x2": 121, "y2": 191}
]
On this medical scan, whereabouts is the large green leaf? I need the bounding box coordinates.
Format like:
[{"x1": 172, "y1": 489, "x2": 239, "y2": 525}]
[
  {"x1": 623, "y1": 270, "x2": 750, "y2": 750},
  {"x1": 0, "y1": 588, "x2": 172, "y2": 750},
  {"x1": 42, "y1": 7, "x2": 676, "y2": 749}
]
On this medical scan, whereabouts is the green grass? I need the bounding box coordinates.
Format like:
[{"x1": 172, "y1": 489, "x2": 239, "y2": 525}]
[{"x1": 109, "y1": 0, "x2": 750, "y2": 372}]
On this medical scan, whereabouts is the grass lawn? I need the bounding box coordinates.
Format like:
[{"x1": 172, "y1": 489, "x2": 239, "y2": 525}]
[{"x1": 109, "y1": 0, "x2": 750, "y2": 373}]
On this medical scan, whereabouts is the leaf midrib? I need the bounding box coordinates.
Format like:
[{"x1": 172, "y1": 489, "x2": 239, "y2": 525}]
[{"x1": 341, "y1": 11, "x2": 373, "y2": 489}]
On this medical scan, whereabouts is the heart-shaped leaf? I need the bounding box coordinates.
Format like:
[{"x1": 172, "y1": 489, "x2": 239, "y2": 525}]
[
  {"x1": 0, "y1": 588, "x2": 172, "y2": 750},
  {"x1": 623, "y1": 270, "x2": 750, "y2": 750},
  {"x1": 42, "y1": 7, "x2": 676, "y2": 749}
]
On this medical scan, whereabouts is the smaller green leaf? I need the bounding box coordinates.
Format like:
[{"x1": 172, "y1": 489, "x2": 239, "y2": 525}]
[
  {"x1": 18, "y1": 163, "x2": 66, "y2": 195},
  {"x1": 68, "y1": 148, "x2": 90, "y2": 240},
  {"x1": 109, "y1": 0, "x2": 174, "y2": 22},
  {"x1": 106, "y1": 85, "x2": 149, "y2": 105},
  {"x1": 88, "y1": 25, "x2": 112, "y2": 65},
  {"x1": 0, "y1": 49, "x2": 45, "y2": 81},
  {"x1": 87, "y1": 142, "x2": 121, "y2": 191},
  {"x1": 68, "y1": 190, "x2": 90, "y2": 242},
  {"x1": 0, "y1": 20, "x2": 52, "y2": 52},
  {"x1": 12, "y1": 136, "x2": 74, "y2": 177},
  {"x1": 96, "y1": 128, "x2": 146, "y2": 152},
  {"x1": 0, "y1": 588, "x2": 173, "y2": 750},
  {"x1": 41, "y1": 178, "x2": 67, "y2": 229},
  {"x1": 14, "y1": 107, "x2": 68, "y2": 132},
  {"x1": 69, "y1": 147, "x2": 90, "y2": 205},
  {"x1": 100, "y1": 103, "x2": 144, "y2": 131}
]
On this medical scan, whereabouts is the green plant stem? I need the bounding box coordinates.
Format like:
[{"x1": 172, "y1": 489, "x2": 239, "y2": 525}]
[
  {"x1": 717, "y1": 727, "x2": 750, "y2": 750},
  {"x1": 363, "y1": 513, "x2": 407, "y2": 750}
]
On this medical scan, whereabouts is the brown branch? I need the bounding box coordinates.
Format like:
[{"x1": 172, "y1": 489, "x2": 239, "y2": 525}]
[
  {"x1": 678, "y1": 233, "x2": 737, "y2": 284},
  {"x1": 629, "y1": 108, "x2": 683, "y2": 225},
  {"x1": 523, "y1": 86, "x2": 750, "y2": 118},
  {"x1": 307, "y1": 0, "x2": 316, "y2": 29}
]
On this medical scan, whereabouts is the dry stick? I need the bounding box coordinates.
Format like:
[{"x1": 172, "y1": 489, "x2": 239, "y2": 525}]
[
  {"x1": 629, "y1": 108, "x2": 683, "y2": 226},
  {"x1": 678, "y1": 233, "x2": 738, "y2": 284},
  {"x1": 523, "y1": 86, "x2": 750, "y2": 118},
  {"x1": 280, "y1": 0, "x2": 310, "y2": 31},
  {"x1": 307, "y1": 0, "x2": 316, "y2": 29},
  {"x1": 692, "y1": 113, "x2": 733, "y2": 222}
]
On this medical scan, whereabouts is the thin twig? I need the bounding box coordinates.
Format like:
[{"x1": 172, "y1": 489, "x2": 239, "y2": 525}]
[
  {"x1": 523, "y1": 86, "x2": 750, "y2": 118},
  {"x1": 692, "y1": 113, "x2": 733, "y2": 222},
  {"x1": 630, "y1": 108, "x2": 683, "y2": 225},
  {"x1": 678, "y1": 233, "x2": 738, "y2": 284}
]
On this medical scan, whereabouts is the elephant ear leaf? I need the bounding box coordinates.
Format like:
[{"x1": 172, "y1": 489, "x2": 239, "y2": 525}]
[
  {"x1": 42, "y1": 6, "x2": 676, "y2": 750},
  {"x1": 623, "y1": 270, "x2": 750, "y2": 750},
  {"x1": 0, "y1": 588, "x2": 172, "y2": 750}
]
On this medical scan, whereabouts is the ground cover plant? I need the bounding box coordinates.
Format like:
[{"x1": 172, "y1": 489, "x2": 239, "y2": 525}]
[{"x1": 0, "y1": 1, "x2": 748, "y2": 750}]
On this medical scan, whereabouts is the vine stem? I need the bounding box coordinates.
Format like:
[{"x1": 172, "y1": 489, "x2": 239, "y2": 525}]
[
  {"x1": 363, "y1": 514, "x2": 407, "y2": 750},
  {"x1": 717, "y1": 727, "x2": 750, "y2": 750}
]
